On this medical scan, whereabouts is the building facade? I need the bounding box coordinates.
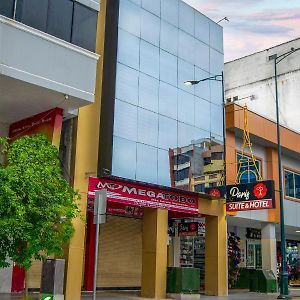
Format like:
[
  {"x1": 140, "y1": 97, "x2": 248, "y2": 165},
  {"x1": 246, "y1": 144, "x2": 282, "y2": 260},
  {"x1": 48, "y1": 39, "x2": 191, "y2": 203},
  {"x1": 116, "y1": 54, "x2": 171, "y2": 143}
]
[
  {"x1": 0, "y1": 0, "x2": 100, "y2": 294},
  {"x1": 225, "y1": 103, "x2": 300, "y2": 281}
]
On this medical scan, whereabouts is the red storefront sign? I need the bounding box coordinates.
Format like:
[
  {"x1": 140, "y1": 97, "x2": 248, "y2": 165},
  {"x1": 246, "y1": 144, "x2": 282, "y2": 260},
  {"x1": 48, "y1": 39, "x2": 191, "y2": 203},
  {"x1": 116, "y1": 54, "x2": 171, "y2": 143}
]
[{"x1": 88, "y1": 177, "x2": 199, "y2": 215}]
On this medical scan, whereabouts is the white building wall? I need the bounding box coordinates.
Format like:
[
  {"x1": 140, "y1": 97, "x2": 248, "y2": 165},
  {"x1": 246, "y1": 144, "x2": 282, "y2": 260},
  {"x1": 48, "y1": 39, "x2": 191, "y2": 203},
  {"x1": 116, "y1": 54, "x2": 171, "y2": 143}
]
[{"x1": 225, "y1": 38, "x2": 300, "y2": 134}]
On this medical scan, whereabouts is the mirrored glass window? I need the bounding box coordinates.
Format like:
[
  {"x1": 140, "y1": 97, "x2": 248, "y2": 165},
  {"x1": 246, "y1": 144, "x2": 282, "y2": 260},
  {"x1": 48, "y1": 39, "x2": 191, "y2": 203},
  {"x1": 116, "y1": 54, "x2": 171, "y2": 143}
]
[
  {"x1": 178, "y1": 59, "x2": 195, "y2": 93},
  {"x1": 210, "y1": 48, "x2": 224, "y2": 75},
  {"x1": 160, "y1": 50, "x2": 178, "y2": 86},
  {"x1": 161, "y1": 0, "x2": 178, "y2": 27},
  {"x1": 178, "y1": 30, "x2": 195, "y2": 64},
  {"x1": 118, "y1": 29, "x2": 140, "y2": 70},
  {"x1": 137, "y1": 108, "x2": 158, "y2": 147},
  {"x1": 139, "y1": 73, "x2": 159, "y2": 112},
  {"x1": 140, "y1": 40, "x2": 159, "y2": 78},
  {"x1": 141, "y1": 9, "x2": 160, "y2": 46},
  {"x1": 178, "y1": 122, "x2": 195, "y2": 148},
  {"x1": 158, "y1": 149, "x2": 171, "y2": 186},
  {"x1": 141, "y1": 0, "x2": 160, "y2": 16},
  {"x1": 47, "y1": 0, "x2": 73, "y2": 42},
  {"x1": 159, "y1": 81, "x2": 178, "y2": 119},
  {"x1": 178, "y1": 90, "x2": 195, "y2": 126},
  {"x1": 194, "y1": 39, "x2": 209, "y2": 71},
  {"x1": 114, "y1": 99, "x2": 138, "y2": 141},
  {"x1": 210, "y1": 22, "x2": 223, "y2": 53},
  {"x1": 179, "y1": 1, "x2": 194, "y2": 36},
  {"x1": 195, "y1": 12, "x2": 209, "y2": 44},
  {"x1": 160, "y1": 20, "x2": 178, "y2": 56},
  {"x1": 211, "y1": 104, "x2": 223, "y2": 137},
  {"x1": 119, "y1": 0, "x2": 141, "y2": 37},
  {"x1": 112, "y1": 136, "x2": 137, "y2": 180},
  {"x1": 195, "y1": 97, "x2": 210, "y2": 131},
  {"x1": 194, "y1": 67, "x2": 210, "y2": 101},
  {"x1": 136, "y1": 143, "x2": 158, "y2": 183},
  {"x1": 116, "y1": 63, "x2": 139, "y2": 105},
  {"x1": 210, "y1": 79, "x2": 223, "y2": 105},
  {"x1": 158, "y1": 116, "x2": 178, "y2": 150}
]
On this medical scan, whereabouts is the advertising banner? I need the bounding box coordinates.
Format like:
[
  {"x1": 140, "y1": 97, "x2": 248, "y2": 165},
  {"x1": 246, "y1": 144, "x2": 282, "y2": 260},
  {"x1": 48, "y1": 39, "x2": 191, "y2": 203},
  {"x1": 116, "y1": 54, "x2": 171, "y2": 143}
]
[
  {"x1": 178, "y1": 221, "x2": 199, "y2": 236},
  {"x1": 88, "y1": 177, "x2": 199, "y2": 215},
  {"x1": 226, "y1": 180, "x2": 275, "y2": 212},
  {"x1": 9, "y1": 107, "x2": 63, "y2": 148}
]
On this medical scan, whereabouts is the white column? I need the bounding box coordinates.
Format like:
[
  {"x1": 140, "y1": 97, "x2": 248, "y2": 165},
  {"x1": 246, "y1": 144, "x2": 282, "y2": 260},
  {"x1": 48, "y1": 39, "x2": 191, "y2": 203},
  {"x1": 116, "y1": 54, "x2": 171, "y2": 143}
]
[
  {"x1": 0, "y1": 259, "x2": 13, "y2": 293},
  {"x1": 261, "y1": 223, "x2": 277, "y2": 276}
]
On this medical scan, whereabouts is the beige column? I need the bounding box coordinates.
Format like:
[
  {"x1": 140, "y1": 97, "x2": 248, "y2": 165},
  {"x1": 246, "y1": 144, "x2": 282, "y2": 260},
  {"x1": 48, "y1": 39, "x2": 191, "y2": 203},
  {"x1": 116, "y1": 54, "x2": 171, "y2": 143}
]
[
  {"x1": 261, "y1": 223, "x2": 277, "y2": 276},
  {"x1": 141, "y1": 208, "x2": 168, "y2": 299}
]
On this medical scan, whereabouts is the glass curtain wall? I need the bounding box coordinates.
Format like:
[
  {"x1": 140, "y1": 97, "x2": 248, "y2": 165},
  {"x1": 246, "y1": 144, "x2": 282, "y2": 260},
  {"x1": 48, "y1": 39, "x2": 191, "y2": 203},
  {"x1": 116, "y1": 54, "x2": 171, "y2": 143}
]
[{"x1": 112, "y1": 0, "x2": 224, "y2": 192}]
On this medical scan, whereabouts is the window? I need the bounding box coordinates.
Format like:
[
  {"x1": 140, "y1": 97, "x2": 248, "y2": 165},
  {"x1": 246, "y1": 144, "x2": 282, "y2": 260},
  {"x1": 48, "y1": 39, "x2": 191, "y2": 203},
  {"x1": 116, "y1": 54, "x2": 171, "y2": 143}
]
[
  {"x1": 16, "y1": 0, "x2": 48, "y2": 32},
  {"x1": 174, "y1": 168, "x2": 189, "y2": 182},
  {"x1": 174, "y1": 154, "x2": 190, "y2": 165},
  {"x1": 236, "y1": 153, "x2": 261, "y2": 184},
  {"x1": 0, "y1": 0, "x2": 14, "y2": 18},
  {"x1": 195, "y1": 184, "x2": 205, "y2": 193},
  {"x1": 47, "y1": 0, "x2": 73, "y2": 42},
  {"x1": 72, "y1": 2, "x2": 97, "y2": 51},
  {"x1": 285, "y1": 170, "x2": 300, "y2": 200}
]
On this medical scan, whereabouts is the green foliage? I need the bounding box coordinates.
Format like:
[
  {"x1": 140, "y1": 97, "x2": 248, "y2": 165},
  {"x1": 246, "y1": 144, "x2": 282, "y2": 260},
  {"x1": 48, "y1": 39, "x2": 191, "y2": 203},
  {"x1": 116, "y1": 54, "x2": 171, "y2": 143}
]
[{"x1": 0, "y1": 134, "x2": 80, "y2": 270}]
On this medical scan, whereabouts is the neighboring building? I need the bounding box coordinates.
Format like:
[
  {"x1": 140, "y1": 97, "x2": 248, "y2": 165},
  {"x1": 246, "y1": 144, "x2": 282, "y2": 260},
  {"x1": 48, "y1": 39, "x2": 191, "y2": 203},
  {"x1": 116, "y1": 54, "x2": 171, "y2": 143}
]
[
  {"x1": 225, "y1": 38, "x2": 300, "y2": 133},
  {"x1": 0, "y1": 0, "x2": 100, "y2": 294},
  {"x1": 225, "y1": 103, "x2": 300, "y2": 280}
]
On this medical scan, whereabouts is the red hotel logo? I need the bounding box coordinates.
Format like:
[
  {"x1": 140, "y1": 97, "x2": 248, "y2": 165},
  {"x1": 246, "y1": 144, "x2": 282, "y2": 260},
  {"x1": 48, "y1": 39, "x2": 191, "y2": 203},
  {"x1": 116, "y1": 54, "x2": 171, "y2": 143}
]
[{"x1": 253, "y1": 182, "x2": 267, "y2": 199}]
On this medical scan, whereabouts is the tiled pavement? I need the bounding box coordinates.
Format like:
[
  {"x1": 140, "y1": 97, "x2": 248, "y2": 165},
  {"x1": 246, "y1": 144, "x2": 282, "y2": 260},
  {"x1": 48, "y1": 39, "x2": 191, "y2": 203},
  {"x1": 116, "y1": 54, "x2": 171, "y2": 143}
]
[{"x1": 2, "y1": 290, "x2": 300, "y2": 300}]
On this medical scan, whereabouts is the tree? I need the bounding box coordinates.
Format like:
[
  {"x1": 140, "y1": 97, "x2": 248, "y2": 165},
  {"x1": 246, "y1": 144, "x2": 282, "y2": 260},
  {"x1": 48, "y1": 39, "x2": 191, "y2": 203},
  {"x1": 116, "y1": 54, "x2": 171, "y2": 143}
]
[{"x1": 0, "y1": 134, "x2": 80, "y2": 295}]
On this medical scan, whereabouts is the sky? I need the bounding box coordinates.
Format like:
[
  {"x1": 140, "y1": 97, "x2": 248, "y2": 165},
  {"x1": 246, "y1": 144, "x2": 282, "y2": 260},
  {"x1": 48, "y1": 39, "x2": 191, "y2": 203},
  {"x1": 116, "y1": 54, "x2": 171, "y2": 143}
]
[{"x1": 184, "y1": 0, "x2": 300, "y2": 62}]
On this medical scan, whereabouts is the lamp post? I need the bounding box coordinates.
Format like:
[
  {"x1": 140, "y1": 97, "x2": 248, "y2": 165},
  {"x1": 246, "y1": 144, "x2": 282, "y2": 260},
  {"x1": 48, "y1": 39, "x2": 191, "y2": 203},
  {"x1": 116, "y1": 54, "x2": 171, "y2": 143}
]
[
  {"x1": 184, "y1": 72, "x2": 226, "y2": 186},
  {"x1": 268, "y1": 47, "x2": 300, "y2": 299}
]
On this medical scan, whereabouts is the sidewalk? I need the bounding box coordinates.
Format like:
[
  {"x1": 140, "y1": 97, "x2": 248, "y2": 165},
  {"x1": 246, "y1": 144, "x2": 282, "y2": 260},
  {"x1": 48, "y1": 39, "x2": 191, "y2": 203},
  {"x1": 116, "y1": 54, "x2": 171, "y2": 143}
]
[{"x1": 2, "y1": 290, "x2": 300, "y2": 300}]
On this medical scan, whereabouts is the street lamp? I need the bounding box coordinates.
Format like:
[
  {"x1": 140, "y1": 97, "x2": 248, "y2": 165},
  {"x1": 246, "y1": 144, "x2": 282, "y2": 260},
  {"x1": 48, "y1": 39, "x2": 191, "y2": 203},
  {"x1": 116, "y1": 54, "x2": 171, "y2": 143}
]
[
  {"x1": 269, "y1": 47, "x2": 300, "y2": 299},
  {"x1": 184, "y1": 72, "x2": 226, "y2": 186}
]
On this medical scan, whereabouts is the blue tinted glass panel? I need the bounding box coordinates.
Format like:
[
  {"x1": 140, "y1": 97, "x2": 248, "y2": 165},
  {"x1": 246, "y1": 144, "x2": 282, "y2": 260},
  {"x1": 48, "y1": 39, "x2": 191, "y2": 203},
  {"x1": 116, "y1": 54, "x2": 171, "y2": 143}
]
[
  {"x1": 141, "y1": 9, "x2": 160, "y2": 46},
  {"x1": 178, "y1": 122, "x2": 195, "y2": 148},
  {"x1": 210, "y1": 48, "x2": 224, "y2": 75},
  {"x1": 210, "y1": 79, "x2": 223, "y2": 105},
  {"x1": 295, "y1": 173, "x2": 300, "y2": 199},
  {"x1": 161, "y1": 0, "x2": 178, "y2": 27},
  {"x1": 160, "y1": 50, "x2": 177, "y2": 86},
  {"x1": 195, "y1": 97, "x2": 210, "y2": 131},
  {"x1": 179, "y1": 1, "x2": 194, "y2": 36},
  {"x1": 194, "y1": 39, "x2": 209, "y2": 71},
  {"x1": 178, "y1": 30, "x2": 195, "y2": 64},
  {"x1": 158, "y1": 149, "x2": 171, "y2": 186},
  {"x1": 71, "y1": 3, "x2": 97, "y2": 51},
  {"x1": 136, "y1": 143, "x2": 158, "y2": 183},
  {"x1": 140, "y1": 40, "x2": 159, "y2": 78},
  {"x1": 112, "y1": 136, "x2": 136, "y2": 180},
  {"x1": 137, "y1": 108, "x2": 158, "y2": 147},
  {"x1": 193, "y1": 127, "x2": 210, "y2": 141},
  {"x1": 158, "y1": 115, "x2": 177, "y2": 150},
  {"x1": 211, "y1": 104, "x2": 223, "y2": 137},
  {"x1": 285, "y1": 171, "x2": 295, "y2": 198},
  {"x1": 194, "y1": 67, "x2": 210, "y2": 100},
  {"x1": 116, "y1": 63, "x2": 139, "y2": 105},
  {"x1": 178, "y1": 90, "x2": 194, "y2": 125},
  {"x1": 178, "y1": 59, "x2": 194, "y2": 93},
  {"x1": 142, "y1": 0, "x2": 160, "y2": 16},
  {"x1": 210, "y1": 22, "x2": 223, "y2": 53},
  {"x1": 114, "y1": 100, "x2": 138, "y2": 141},
  {"x1": 119, "y1": 0, "x2": 141, "y2": 37},
  {"x1": 195, "y1": 12, "x2": 209, "y2": 44},
  {"x1": 139, "y1": 73, "x2": 159, "y2": 112},
  {"x1": 118, "y1": 29, "x2": 140, "y2": 70},
  {"x1": 160, "y1": 21, "x2": 178, "y2": 56},
  {"x1": 159, "y1": 82, "x2": 178, "y2": 119}
]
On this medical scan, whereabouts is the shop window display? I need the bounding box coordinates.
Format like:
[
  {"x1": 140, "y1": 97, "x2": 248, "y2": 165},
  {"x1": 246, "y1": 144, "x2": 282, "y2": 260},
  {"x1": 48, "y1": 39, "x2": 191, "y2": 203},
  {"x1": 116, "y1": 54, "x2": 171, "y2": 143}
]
[{"x1": 228, "y1": 232, "x2": 241, "y2": 288}]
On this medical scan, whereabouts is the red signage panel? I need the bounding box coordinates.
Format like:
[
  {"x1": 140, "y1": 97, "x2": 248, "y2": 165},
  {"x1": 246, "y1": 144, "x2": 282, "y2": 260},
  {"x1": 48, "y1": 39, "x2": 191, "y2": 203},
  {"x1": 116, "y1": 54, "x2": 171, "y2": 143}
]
[{"x1": 88, "y1": 177, "x2": 199, "y2": 215}]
